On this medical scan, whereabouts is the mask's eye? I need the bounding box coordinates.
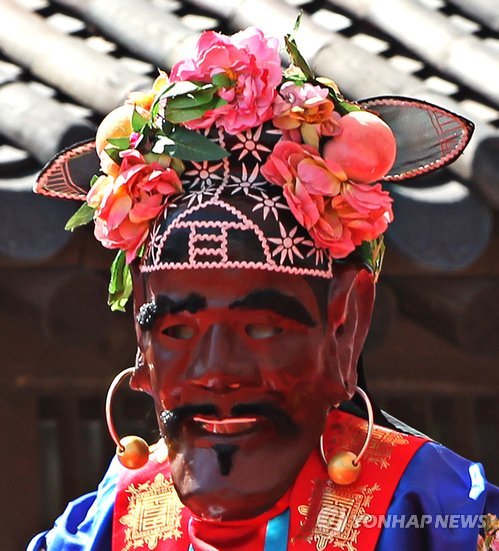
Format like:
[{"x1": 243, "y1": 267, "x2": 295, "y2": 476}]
[
  {"x1": 162, "y1": 324, "x2": 195, "y2": 340},
  {"x1": 245, "y1": 323, "x2": 283, "y2": 339}
]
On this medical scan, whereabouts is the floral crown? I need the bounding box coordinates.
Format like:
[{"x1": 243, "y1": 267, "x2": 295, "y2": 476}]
[{"x1": 34, "y1": 22, "x2": 473, "y2": 311}]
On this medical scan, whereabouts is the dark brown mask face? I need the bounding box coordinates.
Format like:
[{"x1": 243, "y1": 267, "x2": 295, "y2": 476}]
[{"x1": 134, "y1": 266, "x2": 371, "y2": 520}]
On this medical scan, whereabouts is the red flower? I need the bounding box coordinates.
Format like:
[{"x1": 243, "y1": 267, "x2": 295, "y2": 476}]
[{"x1": 87, "y1": 150, "x2": 183, "y2": 262}]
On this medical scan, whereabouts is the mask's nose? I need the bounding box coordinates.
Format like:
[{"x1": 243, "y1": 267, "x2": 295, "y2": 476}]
[{"x1": 186, "y1": 323, "x2": 261, "y2": 392}]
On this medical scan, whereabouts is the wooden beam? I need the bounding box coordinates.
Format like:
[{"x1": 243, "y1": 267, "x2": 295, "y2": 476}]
[
  {"x1": 448, "y1": 0, "x2": 499, "y2": 33},
  {"x1": 327, "y1": 0, "x2": 499, "y2": 106},
  {"x1": 0, "y1": 81, "x2": 95, "y2": 163},
  {"x1": 52, "y1": 0, "x2": 199, "y2": 69},
  {"x1": 0, "y1": 0, "x2": 152, "y2": 113}
]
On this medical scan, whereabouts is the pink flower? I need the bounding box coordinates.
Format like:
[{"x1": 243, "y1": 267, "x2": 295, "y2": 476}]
[
  {"x1": 273, "y1": 81, "x2": 341, "y2": 147},
  {"x1": 87, "y1": 150, "x2": 183, "y2": 262},
  {"x1": 309, "y1": 187, "x2": 392, "y2": 258},
  {"x1": 309, "y1": 201, "x2": 355, "y2": 258},
  {"x1": 261, "y1": 140, "x2": 393, "y2": 258},
  {"x1": 262, "y1": 141, "x2": 346, "y2": 194},
  {"x1": 170, "y1": 27, "x2": 282, "y2": 134},
  {"x1": 282, "y1": 181, "x2": 324, "y2": 229},
  {"x1": 261, "y1": 141, "x2": 347, "y2": 229},
  {"x1": 334, "y1": 184, "x2": 393, "y2": 243}
]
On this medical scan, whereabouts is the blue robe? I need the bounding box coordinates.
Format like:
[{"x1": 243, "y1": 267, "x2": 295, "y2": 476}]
[{"x1": 28, "y1": 442, "x2": 499, "y2": 550}]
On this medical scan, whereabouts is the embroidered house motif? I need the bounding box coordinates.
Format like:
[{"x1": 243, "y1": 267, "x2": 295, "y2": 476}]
[
  {"x1": 119, "y1": 473, "x2": 184, "y2": 551},
  {"x1": 141, "y1": 124, "x2": 333, "y2": 278},
  {"x1": 298, "y1": 481, "x2": 380, "y2": 551}
]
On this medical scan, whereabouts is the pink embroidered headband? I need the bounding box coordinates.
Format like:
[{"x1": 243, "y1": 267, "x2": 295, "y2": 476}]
[{"x1": 34, "y1": 24, "x2": 473, "y2": 310}]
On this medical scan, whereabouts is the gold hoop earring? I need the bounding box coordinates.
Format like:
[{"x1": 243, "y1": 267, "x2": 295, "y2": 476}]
[
  {"x1": 320, "y1": 385, "x2": 374, "y2": 486},
  {"x1": 105, "y1": 367, "x2": 150, "y2": 469}
]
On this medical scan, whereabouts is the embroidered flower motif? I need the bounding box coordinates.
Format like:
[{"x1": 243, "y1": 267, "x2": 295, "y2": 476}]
[
  {"x1": 169, "y1": 27, "x2": 282, "y2": 134},
  {"x1": 251, "y1": 191, "x2": 288, "y2": 221},
  {"x1": 228, "y1": 163, "x2": 267, "y2": 196},
  {"x1": 231, "y1": 126, "x2": 271, "y2": 161},
  {"x1": 88, "y1": 150, "x2": 183, "y2": 263},
  {"x1": 304, "y1": 240, "x2": 326, "y2": 264},
  {"x1": 273, "y1": 81, "x2": 341, "y2": 148},
  {"x1": 183, "y1": 160, "x2": 224, "y2": 188},
  {"x1": 268, "y1": 223, "x2": 306, "y2": 263},
  {"x1": 182, "y1": 185, "x2": 216, "y2": 208}
]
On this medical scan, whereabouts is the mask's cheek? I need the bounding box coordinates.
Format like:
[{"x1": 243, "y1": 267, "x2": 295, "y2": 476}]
[{"x1": 145, "y1": 346, "x2": 192, "y2": 409}]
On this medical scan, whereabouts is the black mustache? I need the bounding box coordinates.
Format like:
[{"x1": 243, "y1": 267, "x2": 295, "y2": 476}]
[
  {"x1": 160, "y1": 402, "x2": 298, "y2": 439},
  {"x1": 160, "y1": 404, "x2": 216, "y2": 440},
  {"x1": 231, "y1": 402, "x2": 298, "y2": 437}
]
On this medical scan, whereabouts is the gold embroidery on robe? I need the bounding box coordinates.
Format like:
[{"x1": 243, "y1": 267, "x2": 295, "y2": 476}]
[
  {"x1": 329, "y1": 422, "x2": 409, "y2": 470},
  {"x1": 298, "y1": 481, "x2": 380, "y2": 551},
  {"x1": 119, "y1": 473, "x2": 183, "y2": 550}
]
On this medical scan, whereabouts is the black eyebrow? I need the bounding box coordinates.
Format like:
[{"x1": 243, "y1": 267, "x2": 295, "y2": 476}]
[
  {"x1": 137, "y1": 293, "x2": 207, "y2": 331},
  {"x1": 229, "y1": 290, "x2": 316, "y2": 328}
]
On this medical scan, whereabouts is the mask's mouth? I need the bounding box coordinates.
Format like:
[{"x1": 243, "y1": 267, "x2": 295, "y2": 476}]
[{"x1": 193, "y1": 415, "x2": 261, "y2": 435}]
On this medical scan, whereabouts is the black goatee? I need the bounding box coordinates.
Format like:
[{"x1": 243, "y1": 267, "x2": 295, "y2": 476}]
[{"x1": 212, "y1": 444, "x2": 239, "y2": 476}]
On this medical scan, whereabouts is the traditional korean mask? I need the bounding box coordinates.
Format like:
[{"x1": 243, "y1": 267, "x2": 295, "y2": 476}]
[
  {"x1": 129, "y1": 188, "x2": 374, "y2": 519},
  {"x1": 134, "y1": 265, "x2": 373, "y2": 520}
]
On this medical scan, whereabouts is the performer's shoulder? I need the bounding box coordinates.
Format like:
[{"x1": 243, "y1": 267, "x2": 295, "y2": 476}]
[{"x1": 27, "y1": 458, "x2": 122, "y2": 550}]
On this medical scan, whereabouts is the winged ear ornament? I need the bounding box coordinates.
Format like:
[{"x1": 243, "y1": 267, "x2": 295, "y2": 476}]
[
  {"x1": 34, "y1": 138, "x2": 99, "y2": 201},
  {"x1": 359, "y1": 96, "x2": 474, "y2": 182}
]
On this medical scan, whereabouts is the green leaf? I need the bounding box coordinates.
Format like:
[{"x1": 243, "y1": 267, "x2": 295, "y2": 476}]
[
  {"x1": 152, "y1": 82, "x2": 215, "y2": 122},
  {"x1": 315, "y1": 76, "x2": 362, "y2": 115},
  {"x1": 161, "y1": 120, "x2": 174, "y2": 134},
  {"x1": 166, "y1": 85, "x2": 218, "y2": 111},
  {"x1": 162, "y1": 80, "x2": 202, "y2": 98},
  {"x1": 132, "y1": 108, "x2": 148, "y2": 132},
  {"x1": 284, "y1": 35, "x2": 314, "y2": 80},
  {"x1": 108, "y1": 250, "x2": 133, "y2": 312},
  {"x1": 107, "y1": 137, "x2": 131, "y2": 149},
  {"x1": 165, "y1": 105, "x2": 207, "y2": 124},
  {"x1": 104, "y1": 146, "x2": 121, "y2": 164},
  {"x1": 151, "y1": 82, "x2": 173, "y2": 115},
  {"x1": 165, "y1": 96, "x2": 227, "y2": 124},
  {"x1": 212, "y1": 73, "x2": 234, "y2": 88},
  {"x1": 337, "y1": 100, "x2": 362, "y2": 115},
  {"x1": 158, "y1": 126, "x2": 229, "y2": 161},
  {"x1": 292, "y1": 10, "x2": 303, "y2": 35},
  {"x1": 65, "y1": 202, "x2": 95, "y2": 231},
  {"x1": 90, "y1": 174, "x2": 99, "y2": 187},
  {"x1": 151, "y1": 94, "x2": 165, "y2": 121},
  {"x1": 356, "y1": 237, "x2": 385, "y2": 282},
  {"x1": 284, "y1": 15, "x2": 314, "y2": 81}
]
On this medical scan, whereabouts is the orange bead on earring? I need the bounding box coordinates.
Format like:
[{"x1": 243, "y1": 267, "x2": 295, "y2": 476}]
[
  {"x1": 321, "y1": 386, "x2": 374, "y2": 485},
  {"x1": 105, "y1": 367, "x2": 150, "y2": 469}
]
